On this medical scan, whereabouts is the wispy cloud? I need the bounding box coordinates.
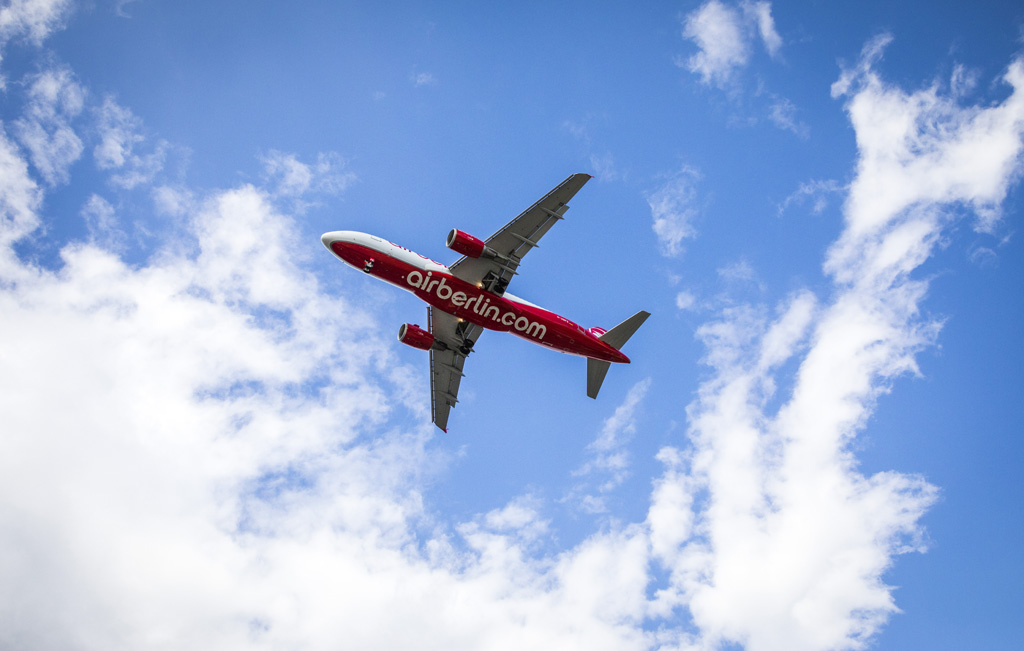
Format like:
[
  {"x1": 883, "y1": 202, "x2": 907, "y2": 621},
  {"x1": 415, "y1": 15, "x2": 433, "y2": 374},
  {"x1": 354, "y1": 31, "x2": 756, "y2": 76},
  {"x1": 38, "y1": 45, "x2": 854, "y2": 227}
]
[
  {"x1": 413, "y1": 71, "x2": 436, "y2": 87},
  {"x1": 569, "y1": 379, "x2": 652, "y2": 514},
  {"x1": 80, "y1": 193, "x2": 125, "y2": 250},
  {"x1": 13, "y1": 66, "x2": 84, "y2": 185},
  {"x1": 0, "y1": 0, "x2": 73, "y2": 86},
  {"x1": 680, "y1": 2, "x2": 804, "y2": 137},
  {"x1": 647, "y1": 165, "x2": 702, "y2": 257},
  {"x1": 778, "y1": 178, "x2": 844, "y2": 216},
  {"x1": 680, "y1": 0, "x2": 782, "y2": 89},
  {"x1": 113, "y1": 0, "x2": 139, "y2": 18},
  {"x1": 745, "y1": 1, "x2": 781, "y2": 57},
  {"x1": 0, "y1": 129, "x2": 43, "y2": 264},
  {"x1": 564, "y1": 115, "x2": 623, "y2": 182},
  {"x1": 93, "y1": 96, "x2": 172, "y2": 190},
  {"x1": 260, "y1": 149, "x2": 357, "y2": 200},
  {"x1": 768, "y1": 95, "x2": 809, "y2": 138}
]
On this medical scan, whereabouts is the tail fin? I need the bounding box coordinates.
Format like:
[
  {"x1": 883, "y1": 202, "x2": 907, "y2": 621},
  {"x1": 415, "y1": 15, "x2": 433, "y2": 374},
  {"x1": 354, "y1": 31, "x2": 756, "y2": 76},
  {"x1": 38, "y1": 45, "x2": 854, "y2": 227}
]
[{"x1": 587, "y1": 310, "x2": 650, "y2": 399}]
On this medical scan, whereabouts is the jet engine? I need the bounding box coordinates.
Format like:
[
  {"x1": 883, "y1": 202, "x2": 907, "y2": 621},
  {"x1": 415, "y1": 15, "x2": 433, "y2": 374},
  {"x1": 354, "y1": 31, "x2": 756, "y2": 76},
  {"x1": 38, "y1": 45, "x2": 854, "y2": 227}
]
[
  {"x1": 397, "y1": 323, "x2": 434, "y2": 351},
  {"x1": 446, "y1": 229, "x2": 488, "y2": 258}
]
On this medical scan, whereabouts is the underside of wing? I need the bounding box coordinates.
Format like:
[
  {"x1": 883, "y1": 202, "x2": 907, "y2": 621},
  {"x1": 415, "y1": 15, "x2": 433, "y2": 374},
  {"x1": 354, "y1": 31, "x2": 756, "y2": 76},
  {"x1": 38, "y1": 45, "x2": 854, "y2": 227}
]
[
  {"x1": 449, "y1": 173, "x2": 591, "y2": 295},
  {"x1": 428, "y1": 307, "x2": 483, "y2": 432}
]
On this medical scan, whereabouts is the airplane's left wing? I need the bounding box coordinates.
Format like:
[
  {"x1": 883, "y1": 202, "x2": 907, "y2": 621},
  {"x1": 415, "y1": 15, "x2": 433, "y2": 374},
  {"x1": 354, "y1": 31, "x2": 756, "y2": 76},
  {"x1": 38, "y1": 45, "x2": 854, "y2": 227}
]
[
  {"x1": 450, "y1": 172, "x2": 591, "y2": 295},
  {"x1": 428, "y1": 307, "x2": 483, "y2": 432}
]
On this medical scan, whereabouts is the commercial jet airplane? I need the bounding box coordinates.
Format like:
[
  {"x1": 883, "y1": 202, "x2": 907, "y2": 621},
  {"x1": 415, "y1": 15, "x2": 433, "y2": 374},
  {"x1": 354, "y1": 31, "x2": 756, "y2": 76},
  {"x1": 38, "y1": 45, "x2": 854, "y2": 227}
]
[{"x1": 321, "y1": 173, "x2": 649, "y2": 431}]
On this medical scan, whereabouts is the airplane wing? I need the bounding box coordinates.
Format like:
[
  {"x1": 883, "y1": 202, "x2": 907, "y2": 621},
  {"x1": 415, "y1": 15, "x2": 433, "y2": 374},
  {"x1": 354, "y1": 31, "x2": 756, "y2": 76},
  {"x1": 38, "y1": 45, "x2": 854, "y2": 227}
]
[
  {"x1": 449, "y1": 172, "x2": 591, "y2": 295},
  {"x1": 428, "y1": 306, "x2": 483, "y2": 432}
]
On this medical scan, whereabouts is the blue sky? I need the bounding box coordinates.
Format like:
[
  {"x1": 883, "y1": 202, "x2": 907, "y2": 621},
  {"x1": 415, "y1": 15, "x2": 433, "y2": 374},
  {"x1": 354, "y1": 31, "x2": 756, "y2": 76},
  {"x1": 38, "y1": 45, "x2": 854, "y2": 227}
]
[{"x1": 1, "y1": 1, "x2": 1022, "y2": 649}]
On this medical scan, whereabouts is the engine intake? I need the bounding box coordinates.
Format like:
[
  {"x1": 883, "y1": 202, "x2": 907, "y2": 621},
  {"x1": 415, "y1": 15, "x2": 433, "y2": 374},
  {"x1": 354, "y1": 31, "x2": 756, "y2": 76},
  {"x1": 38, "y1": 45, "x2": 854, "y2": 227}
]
[
  {"x1": 397, "y1": 323, "x2": 435, "y2": 351},
  {"x1": 446, "y1": 229, "x2": 487, "y2": 258}
]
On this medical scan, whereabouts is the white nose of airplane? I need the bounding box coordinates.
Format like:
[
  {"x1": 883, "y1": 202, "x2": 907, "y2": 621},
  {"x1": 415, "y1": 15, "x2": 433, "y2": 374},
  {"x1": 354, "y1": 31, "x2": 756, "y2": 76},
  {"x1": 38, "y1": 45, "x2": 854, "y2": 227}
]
[{"x1": 321, "y1": 230, "x2": 360, "y2": 250}]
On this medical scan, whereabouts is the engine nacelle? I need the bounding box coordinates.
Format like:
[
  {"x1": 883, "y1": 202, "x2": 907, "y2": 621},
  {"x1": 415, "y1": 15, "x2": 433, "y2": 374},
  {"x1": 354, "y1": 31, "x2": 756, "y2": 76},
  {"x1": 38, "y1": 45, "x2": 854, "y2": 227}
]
[
  {"x1": 446, "y1": 228, "x2": 487, "y2": 258},
  {"x1": 397, "y1": 323, "x2": 434, "y2": 351}
]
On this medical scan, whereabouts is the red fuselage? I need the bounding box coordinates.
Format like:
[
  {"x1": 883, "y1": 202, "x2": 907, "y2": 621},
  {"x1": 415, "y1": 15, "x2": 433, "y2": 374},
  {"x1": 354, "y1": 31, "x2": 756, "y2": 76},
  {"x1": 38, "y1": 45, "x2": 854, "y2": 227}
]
[{"x1": 323, "y1": 231, "x2": 630, "y2": 364}]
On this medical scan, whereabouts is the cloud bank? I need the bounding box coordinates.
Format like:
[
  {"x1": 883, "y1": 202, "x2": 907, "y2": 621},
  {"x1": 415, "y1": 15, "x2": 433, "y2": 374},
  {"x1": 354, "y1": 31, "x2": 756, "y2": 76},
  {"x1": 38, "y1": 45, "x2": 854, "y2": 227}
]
[{"x1": 646, "y1": 36, "x2": 1024, "y2": 650}]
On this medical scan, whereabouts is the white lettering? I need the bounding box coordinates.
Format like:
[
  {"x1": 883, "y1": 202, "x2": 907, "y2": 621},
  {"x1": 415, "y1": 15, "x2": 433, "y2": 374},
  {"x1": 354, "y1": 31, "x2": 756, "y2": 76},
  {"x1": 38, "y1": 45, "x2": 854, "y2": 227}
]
[
  {"x1": 526, "y1": 322, "x2": 547, "y2": 339},
  {"x1": 436, "y1": 277, "x2": 452, "y2": 300},
  {"x1": 410, "y1": 271, "x2": 545, "y2": 340}
]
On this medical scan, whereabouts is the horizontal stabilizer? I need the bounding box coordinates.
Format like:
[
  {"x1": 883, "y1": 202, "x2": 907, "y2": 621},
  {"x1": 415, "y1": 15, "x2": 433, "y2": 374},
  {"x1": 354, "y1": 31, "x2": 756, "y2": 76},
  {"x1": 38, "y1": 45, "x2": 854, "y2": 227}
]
[
  {"x1": 599, "y1": 310, "x2": 651, "y2": 350},
  {"x1": 587, "y1": 358, "x2": 611, "y2": 399}
]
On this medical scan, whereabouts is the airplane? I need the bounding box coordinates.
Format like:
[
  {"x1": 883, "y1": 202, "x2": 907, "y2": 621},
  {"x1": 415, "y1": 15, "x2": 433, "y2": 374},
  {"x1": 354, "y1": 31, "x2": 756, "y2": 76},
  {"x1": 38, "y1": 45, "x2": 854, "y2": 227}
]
[{"x1": 321, "y1": 172, "x2": 649, "y2": 431}]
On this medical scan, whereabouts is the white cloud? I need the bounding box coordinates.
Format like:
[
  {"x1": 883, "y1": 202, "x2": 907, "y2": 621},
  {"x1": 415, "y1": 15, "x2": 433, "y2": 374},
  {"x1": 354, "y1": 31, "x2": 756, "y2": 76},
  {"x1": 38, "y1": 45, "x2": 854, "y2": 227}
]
[
  {"x1": 413, "y1": 71, "x2": 436, "y2": 87},
  {"x1": 680, "y1": 2, "x2": 801, "y2": 138},
  {"x1": 682, "y1": 1, "x2": 749, "y2": 87},
  {"x1": 569, "y1": 379, "x2": 653, "y2": 513},
  {"x1": 681, "y1": 0, "x2": 783, "y2": 88},
  {"x1": 829, "y1": 36, "x2": 1024, "y2": 262},
  {"x1": 152, "y1": 184, "x2": 194, "y2": 218},
  {"x1": 768, "y1": 96, "x2": 809, "y2": 139},
  {"x1": 0, "y1": 178, "x2": 427, "y2": 649},
  {"x1": 0, "y1": 0, "x2": 73, "y2": 85},
  {"x1": 114, "y1": 0, "x2": 139, "y2": 18},
  {"x1": 1, "y1": 71, "x2": 660, "y2": 649},
  {"x1": 93, "y1": 95, "x2": 171, "y2": 190},
  {"x1": 743, "y1": 1, "x2": 782, "y2": 57},
  {"x1": 0, "y1": 0, "x2": 71, "y2": 43},
  {"x1": 648, "y1": 165, "x2": 702, "y2": 257},
  {"x1": 718, "y1": 258, "x2": 760, "y2": 285},
  {"x1": 94, "y1": 95, "x2": 143, "y2": 170},
  {"x1": 260, "y1": 149, "x2": 357, "y2": 203},
  {"x1": 778, "y1": 179, "x2": 844, "y2": 216},
  {"x1": 80, "y1": 193, "x2": 125, "y2": 250},
  {"x1": 950, "y1": 63, "x2": 979, "y2": 98},
  {"x1": 675, "y1": 290, "x2": 697, "y2": 311},
  {"x1": 13, "y1": 66, "x2": 84, "y2": 185},
  {"x1": 564, "y1": 115, "x2": 623, "y2": 182},
  {"x1": 589, "y1": 151, "x2": 619, "y2": 182},
  {"x1": 0, "y1": 127, "x2": 43, "y2": 273},
  {"x1": 645, "y1": 40, "x2": 1024, "y2": 650}
]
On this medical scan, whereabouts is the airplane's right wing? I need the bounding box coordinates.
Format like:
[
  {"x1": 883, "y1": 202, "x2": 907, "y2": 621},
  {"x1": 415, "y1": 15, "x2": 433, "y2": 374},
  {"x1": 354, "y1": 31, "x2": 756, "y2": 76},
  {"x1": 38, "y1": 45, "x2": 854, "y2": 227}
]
[
  {"x1": 428, "y1": 307, "x2": 482, "y2": 432},
  {"x1": 449, "y1": 173, "x2": 591, "y2": 295}
]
